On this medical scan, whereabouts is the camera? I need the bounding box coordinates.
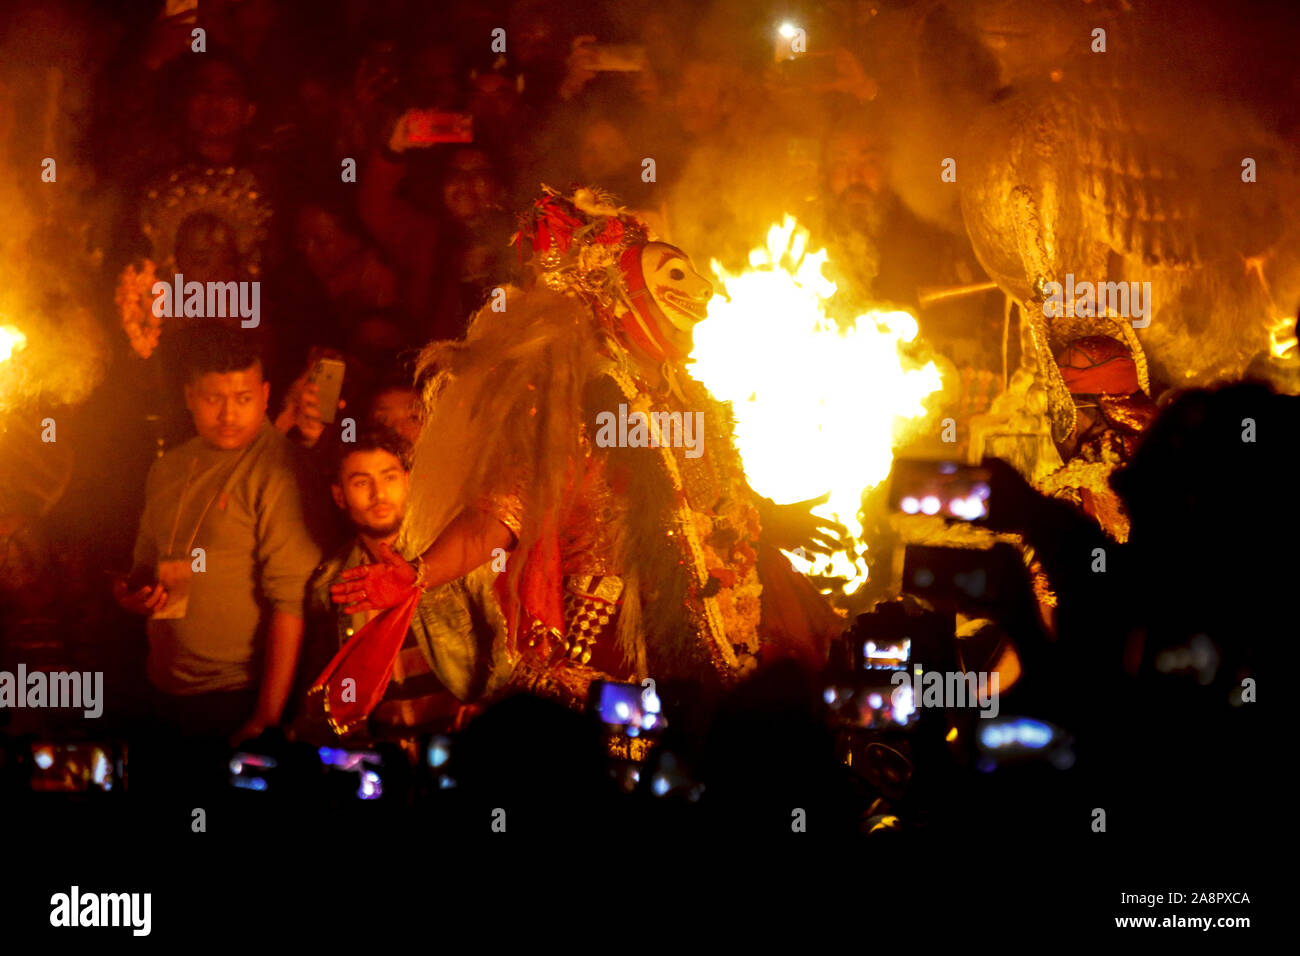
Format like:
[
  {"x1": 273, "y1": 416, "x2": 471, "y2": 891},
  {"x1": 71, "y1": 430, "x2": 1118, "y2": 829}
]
[{"x1": 824, "y1": 602, "x2": 953, "y2": 732}]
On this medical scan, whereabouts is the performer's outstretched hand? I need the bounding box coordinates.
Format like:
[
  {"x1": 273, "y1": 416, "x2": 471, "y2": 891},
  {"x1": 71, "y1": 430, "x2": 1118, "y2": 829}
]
[
  {"x1": 331, "y1": 542, "x2": 418, "y2": 614},
  {"x1": 759, "y1": 491, "x2": 850, "y2": 556}
]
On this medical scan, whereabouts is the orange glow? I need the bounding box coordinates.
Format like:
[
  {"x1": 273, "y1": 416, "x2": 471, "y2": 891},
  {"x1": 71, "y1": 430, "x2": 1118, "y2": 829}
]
[
  {"x1": 991, "y1": 642, "x2": 1022, "y2": 692},
  {"x1": 691, "y1": 217, "x2": 943, "y2": 592},
  {"x1": 1244, "y1": 256, "x2": 1297, "y2": 360},
  {"x1": 0, "y1": 323, "x2": 27, "y2": 363}
]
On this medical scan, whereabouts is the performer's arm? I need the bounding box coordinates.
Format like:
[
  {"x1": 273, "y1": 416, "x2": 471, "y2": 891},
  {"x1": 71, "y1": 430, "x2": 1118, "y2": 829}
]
[
  {"x1": 330, "y1": 507, "x2": 514, "y2": 614},
  {"x1": 415, "y1": 507, "x2": 516, "y2": 592}
]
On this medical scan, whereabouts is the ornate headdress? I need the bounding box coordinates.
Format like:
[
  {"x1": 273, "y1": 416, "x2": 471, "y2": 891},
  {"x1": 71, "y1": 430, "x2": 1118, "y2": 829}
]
[
  {"x1": 513, "y1": 185, "x2": 690, "y2": 363},
  {"x1": 116, "y1": 166, "x2": 271, "y2": 359},
  {"x1": 141, "y1": 165, "x2": 272, "y2": 278}
]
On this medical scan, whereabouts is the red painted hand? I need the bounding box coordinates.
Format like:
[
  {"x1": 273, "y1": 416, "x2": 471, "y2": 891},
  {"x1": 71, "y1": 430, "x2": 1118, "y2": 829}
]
[{"x1": 330, "y1": 541, "x2": 417, "y2": 613}]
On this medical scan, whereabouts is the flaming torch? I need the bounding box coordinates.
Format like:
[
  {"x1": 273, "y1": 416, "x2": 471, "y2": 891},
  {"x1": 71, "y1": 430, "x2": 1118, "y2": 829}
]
[
  {"x1": 0, "y1": 323, "x2": 26, "y2": 363},
  {"x1": 1, "y1": 321, "x2": 30, "y2": 412},
  {"x1": 691, "y1": 217, "x2": 944, "y2": 594},
  {"x1": 1, "y1": 317, "x2": 68, "y2": 523}
]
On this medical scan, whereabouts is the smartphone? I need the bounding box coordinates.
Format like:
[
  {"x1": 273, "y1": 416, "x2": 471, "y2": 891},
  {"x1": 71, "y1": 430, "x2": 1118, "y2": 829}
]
[
  {"x1": 425, "y1": 735, "x2": 452, "y2": 769},
  {"x1": 589, "y1": 680, "x2": 665, "y2": 736},
  {"x1": 31, "y1": 742, "x2": 121, "y2": 792},
  {"x1": 424, "y1": 735, "x2": 456, "y2": 789},
  {"x1": 644, "y1": 750, "x2": 702, "y2": 800},
  {"x1": 585, "y1": 44, "x2": 648, "y2": 72},
  {"x1": 406, "y1": 110, "x2": 473, "y2": 145},
  {"x1": 306, "y1": 356, "x2": 345, "y2": 425},
  {"x1": 976, "y1": 716, "x2": 1075, "y2": 771},
  {"x1": 862, "y1": 636, "x2": 911, "y2": 669},
  {"x1": 901, "y1": 543, "x2": 1021, "y2": 608},
  {"x1": 889, "y1": 459, "x2": 992, "y2": 522},
  {"x1": 229, "y1": 751, "x2": 276, "y2": 792},
  {"x1": 850, "y1": 600, "x2": 952, "y2": 673},
  {"x1": 823, "y1": 680, "x2": 919, "y2": 730},
  {"x1": 317, "y1": 746, "x2": 384, "y2": 800}
]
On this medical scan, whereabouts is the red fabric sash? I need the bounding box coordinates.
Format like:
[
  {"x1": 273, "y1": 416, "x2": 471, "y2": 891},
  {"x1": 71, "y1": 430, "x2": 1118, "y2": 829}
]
[{"x1": 309, "y1": 587, "x2": 423, "y2": 736}]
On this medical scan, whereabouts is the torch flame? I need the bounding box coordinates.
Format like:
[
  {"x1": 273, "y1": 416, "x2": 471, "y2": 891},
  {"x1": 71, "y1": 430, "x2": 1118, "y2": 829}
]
[
  {"x1": 691, "y1": 217, "x2": 943, "y2": 592},
  {"x1": 1244, "y1": 256, "x2": 1298, "y2": 360},
  {"x1": 1266, "y1": 311, "x2": 1297, "y2": 360},
  {"x1": 0, "y1": 324, "x2": 27, "y2": 363}
]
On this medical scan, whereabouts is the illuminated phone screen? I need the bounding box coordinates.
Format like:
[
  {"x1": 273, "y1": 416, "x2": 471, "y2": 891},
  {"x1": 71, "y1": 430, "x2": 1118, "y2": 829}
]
[{"x1": 890, "y1": 460, "x2": 992, "y2": 521}]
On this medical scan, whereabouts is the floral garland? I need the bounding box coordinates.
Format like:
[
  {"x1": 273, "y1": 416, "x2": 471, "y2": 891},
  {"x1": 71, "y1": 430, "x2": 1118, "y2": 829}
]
[
  {"x1": 689, "y1": 450, "x2": 763, "y2": 657},
  {"x1": 115, "y1": 259, "x2": 161, "y2": 359}
]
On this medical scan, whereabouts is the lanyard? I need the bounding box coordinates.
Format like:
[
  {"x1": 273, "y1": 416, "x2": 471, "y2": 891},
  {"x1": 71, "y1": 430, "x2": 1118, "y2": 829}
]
[{"x1": 164, "y1": 440, "x2": 257, "y2": 557}]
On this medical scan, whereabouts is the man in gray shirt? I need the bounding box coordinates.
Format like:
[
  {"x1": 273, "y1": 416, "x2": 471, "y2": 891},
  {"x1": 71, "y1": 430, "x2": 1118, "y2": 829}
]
[{"x1": 116, "y1": 323, "x2": 327, "y2": 745}]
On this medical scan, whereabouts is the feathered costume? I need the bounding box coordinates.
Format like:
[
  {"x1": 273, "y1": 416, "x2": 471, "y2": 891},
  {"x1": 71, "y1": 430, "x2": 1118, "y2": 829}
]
[{"x1": 311, "y1": 187, "x2": 843, "y2": 729}]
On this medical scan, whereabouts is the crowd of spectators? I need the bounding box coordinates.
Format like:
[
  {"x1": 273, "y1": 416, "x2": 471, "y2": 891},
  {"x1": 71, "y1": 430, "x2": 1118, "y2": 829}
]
[
  {"x1": 86, "y1": 0, "x2": 992, "y2": 427},
  {"x1": 0, "y1": 2, "x2": 1288, "y2": 873}
]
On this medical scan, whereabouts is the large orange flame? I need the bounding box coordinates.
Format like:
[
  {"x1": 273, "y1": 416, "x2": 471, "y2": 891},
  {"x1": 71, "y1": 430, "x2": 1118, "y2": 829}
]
[
  {"x1": 0, "y1": 323, "x2": 26, "y2": 363},
  {"x1": 690, "y1": 217, "x2": 943, "y2": 592}
]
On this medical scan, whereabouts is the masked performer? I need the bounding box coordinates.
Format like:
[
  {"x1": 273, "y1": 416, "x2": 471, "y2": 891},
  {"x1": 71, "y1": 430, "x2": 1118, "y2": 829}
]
[
  {"x1": 1038, "y1": 334, "x2": 1157, "y2": 541},
  {"x1": 311, "y1": 187, "x2": 844, "y2": 732}
]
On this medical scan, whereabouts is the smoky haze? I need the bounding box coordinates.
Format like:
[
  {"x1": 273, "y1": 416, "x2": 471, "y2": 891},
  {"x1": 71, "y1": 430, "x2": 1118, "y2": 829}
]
[{"x1": 0, "y1": 1, "x2": 115, "y2": 413}]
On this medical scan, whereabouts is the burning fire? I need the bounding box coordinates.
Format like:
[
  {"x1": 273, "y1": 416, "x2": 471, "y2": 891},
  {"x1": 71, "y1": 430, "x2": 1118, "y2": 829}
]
[
  {"x1": 1244, "y1": 256, "x2": 1298, "y2": 361},
  {"x1": 0, "y1": 323, "x2": 27, "y2": 363},
  {"x1": 691, "y1": 217, "x2": 943, "y2": 592},
  {"x1": 1266, "y1": 311, "x2": 1297, "y2": 361}
]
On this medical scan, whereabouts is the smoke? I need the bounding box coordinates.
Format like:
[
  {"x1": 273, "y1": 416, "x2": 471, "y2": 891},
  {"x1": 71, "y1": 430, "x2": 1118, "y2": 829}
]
[
  {"x1": 626, "y1": 0, "x2": 1300, "y2": 394},
  {"x1": 633, "y1": 0, "x2": 1006, "y2": 317},
  {"x1": 0, "y1": 0, "x2": 115, "y2": 413}
]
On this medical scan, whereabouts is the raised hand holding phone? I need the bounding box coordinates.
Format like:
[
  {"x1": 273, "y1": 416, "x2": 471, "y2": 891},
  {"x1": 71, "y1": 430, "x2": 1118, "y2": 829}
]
[
  {"x1": 388, "y1": 108, "x2": 472, "y2": 153},
  {"x1": 888, "y1": 459, "x2": 993, "y2": 523},
  {"x1": 305, "y1": 353, "x2": 345, "y2": 425},
  {"x1": 144, "y1": 1, "x2": 199, "y2": 70}
]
